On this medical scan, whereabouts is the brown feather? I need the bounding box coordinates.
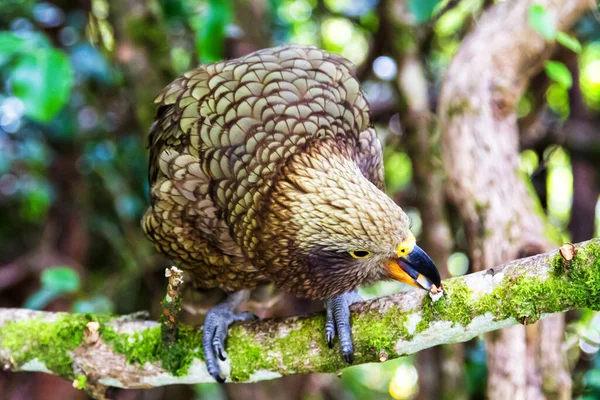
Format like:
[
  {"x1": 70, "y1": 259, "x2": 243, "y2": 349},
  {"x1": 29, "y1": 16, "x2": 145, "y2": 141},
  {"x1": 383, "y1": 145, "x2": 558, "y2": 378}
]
[{"x1": 142, "y1": 45, "x2": 406, "y2": 298}]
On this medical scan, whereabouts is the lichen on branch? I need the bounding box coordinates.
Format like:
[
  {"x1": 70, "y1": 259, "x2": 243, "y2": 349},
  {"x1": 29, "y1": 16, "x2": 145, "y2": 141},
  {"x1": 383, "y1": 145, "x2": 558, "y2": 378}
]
[
  {"x1": 161, "y1": 266, "x2": 184, "y2": 346},
  {"x1": 0, "y1": 239, "x2": 599, "y2": 388}
]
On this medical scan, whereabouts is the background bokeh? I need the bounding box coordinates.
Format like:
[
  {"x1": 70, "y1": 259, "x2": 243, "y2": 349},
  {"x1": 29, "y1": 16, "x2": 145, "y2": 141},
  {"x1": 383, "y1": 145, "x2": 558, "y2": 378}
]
[{"x1": 0, "y1": 0, "x2": 599, "y2": 399}]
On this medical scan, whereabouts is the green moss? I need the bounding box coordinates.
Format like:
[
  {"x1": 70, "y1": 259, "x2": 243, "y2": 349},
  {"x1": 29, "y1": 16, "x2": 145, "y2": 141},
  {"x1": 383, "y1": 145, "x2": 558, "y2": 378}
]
[
  {"x1": 352, "y1": 308, "x2": 410, "y2": 353},
  {"x1": 74, "y1": 374, "x2": 87, "y2": 390},
  {"x1": 410, "y1": 240, "x2": 600, "y2": 331},
  {"x1": 227, "y1": 314, "x2": 354, "y2": 381},
  {"x1": 3, "y1": 241, "x2": 599, "y2": 382},
  {"x1": 163, "y1": 324, "x2": 204, "y2": 375},
  {"x1": 473, "y1": 241, "x2": 600, "y2": 323},
  {"x1": 0, "y1": 313, "x2": 93, "y2": 378},
  {"x1": 227, "y1": 328, "x2": 275, "y2": 381},
  {"x1": 473, "y1": 274, "x2": 543, "y2": 323},
  {"x1": 551, "y1": 253, "x2": 566, "y2": 276},
  {"x1": 86, "y1": 242, "x2": 600, "y2": 380},
  {"x1": 99, "y1": 317, "x2": 331, "y2": 381},
  {"x1": 100, "y1": 323, "x2": 203, "y2": 377},
  {"x1": 101, "y1": 325, "x2": 160, "y2": 365},
  {"x1": 227, "y1": 315, "x2": 343, "y2": 380},
  {"x1": 277, "y1": 315, "x2": 323, "y2": 368},
  {"x1": 416, "y1": 280, "x2": 473, "y2": 332}
]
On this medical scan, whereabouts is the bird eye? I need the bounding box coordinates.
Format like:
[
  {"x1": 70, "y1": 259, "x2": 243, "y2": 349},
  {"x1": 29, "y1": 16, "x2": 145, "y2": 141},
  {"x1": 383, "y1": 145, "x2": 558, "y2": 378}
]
[{"x1": 350, "y1": 250, "x2": 372, "y2": 259}]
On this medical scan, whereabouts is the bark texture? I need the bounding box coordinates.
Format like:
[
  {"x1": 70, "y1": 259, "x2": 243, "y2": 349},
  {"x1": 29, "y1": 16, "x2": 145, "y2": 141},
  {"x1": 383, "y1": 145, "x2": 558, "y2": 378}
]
[
  {"x1": 393, "y1": 40, "x2": 465, "y2": 400},
  {"x1": 1, "y1": 239, "x2": 599, "y2": 391},
  {"x1": 439, "y1": 0, "x2": 590, "y2": 399},
  {"x1": 385, "y1": 1, "x2": 462, "y2": 396}
]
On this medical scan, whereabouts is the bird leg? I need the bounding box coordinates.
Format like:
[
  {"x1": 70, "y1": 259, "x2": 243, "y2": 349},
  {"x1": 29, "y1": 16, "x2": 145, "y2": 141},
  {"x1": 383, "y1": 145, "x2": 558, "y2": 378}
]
[
  {"x1": 324, "y1": 291, "x2": 363, "y2": 364},
  {"x1": 202, "y1": 290, "x2": 256, "y2": 382}
]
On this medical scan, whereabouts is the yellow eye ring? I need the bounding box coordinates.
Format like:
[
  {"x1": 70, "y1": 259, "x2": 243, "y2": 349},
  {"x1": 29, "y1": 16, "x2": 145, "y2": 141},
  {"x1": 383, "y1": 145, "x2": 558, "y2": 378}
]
[
  {"x1": 350, "y1": 250, "x2": 372, "y2": 259},
  {"x1": 396, "y1": 237, "x2": 416, "y2": 257}
]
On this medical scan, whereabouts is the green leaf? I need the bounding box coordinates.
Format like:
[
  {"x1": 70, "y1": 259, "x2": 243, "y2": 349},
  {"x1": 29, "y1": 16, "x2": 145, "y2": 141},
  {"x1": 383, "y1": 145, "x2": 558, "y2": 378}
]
[
  {"x1": 528, "y1": 5, "x2": 556, "y2": 40},
  {"x1": 408, "y1": 0, "x2": 441, "y2": 23},
  {"x1": 584, "y1": 369, "x2": 600, "y2": 389},
  {"x1": 197, "y1": 0, "x2": 232, "y2": 63},
  {"x1": 0, "y1": 31, "x2": 51, "y2": 65},
  {"x1": 98, "y1": 19, "x2": 114, "y2": 52},
  {"x1": 435, "y1": 8, "x2": 467, "y2": 36},
  {"x1": 24, "y1": 288, "x2": 61, "y2": 310},
  {"x1": 0, "y1": 32, "x2": 27, "y2": 60},
  {"x1": 41, "y1": 266, "x2": 81, "y2": 293},
  {"x1": 74, "y1": 295, "x2": 114, "y2": 313},
  {"x1": 556, "y1": 31, "x2": 582, "y2": 53},
  {"x1": 544, "y1": 61, "x2": 572, "y2": 89},
  {"x1": 21, "y1": 183, "x2": 52, "y2": 221},
  {"x1": 9, "y1": 48, "x2": 74, "y2": 122}
]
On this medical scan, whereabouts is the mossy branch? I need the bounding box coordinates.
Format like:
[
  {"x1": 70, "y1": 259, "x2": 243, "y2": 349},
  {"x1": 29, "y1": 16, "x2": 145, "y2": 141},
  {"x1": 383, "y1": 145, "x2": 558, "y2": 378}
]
[{"x1": 1, "y1": 239, "x2": 600, "y2": 390}]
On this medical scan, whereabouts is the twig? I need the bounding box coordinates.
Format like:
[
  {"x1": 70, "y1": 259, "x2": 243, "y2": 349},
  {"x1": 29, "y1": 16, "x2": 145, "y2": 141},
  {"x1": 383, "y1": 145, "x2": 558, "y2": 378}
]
[{"x1": 161, "y1": 266, "x2": 184, "y2": 347}]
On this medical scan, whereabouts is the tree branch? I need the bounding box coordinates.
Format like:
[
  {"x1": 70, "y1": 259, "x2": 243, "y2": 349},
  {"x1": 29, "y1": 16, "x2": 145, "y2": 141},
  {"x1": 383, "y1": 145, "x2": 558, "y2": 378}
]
[{"x1": 1, "y1": 240, "x2": 600, "y2": 390}]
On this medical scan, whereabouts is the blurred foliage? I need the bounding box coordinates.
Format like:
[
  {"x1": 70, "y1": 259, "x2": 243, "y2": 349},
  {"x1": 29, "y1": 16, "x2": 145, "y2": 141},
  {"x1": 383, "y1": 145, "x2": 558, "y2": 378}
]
[
  {"x1": 545, "y1": 60, "x2": 573, "y2": 90},
  {"x1": 0, "y1": 31, "x2": 73, "y2": 121},
  {"x1": 557, "y1": 31, "x2": 583, "y2": 53},
  {"x1": 408, "y1": 0, "x2": 441, "y2": 23},
  {"x1": 196, "y1": 0, "x2": 232, "y2": 62},
  {"x1": 529, "y1": 4, "x2": 557, "y2": 40},
  {"x1": 24, "y1": 266, "x2": 80, "y2": 309},
  {"x1": 0, "y1": 0, "x2": 598, "y2": 399}
]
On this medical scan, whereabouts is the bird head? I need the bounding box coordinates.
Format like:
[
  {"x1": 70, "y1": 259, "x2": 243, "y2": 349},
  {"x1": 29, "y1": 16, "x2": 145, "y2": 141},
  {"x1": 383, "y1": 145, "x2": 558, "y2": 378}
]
[{"x1": 259, "y1": 139, "x2": 442, "y2": 299}]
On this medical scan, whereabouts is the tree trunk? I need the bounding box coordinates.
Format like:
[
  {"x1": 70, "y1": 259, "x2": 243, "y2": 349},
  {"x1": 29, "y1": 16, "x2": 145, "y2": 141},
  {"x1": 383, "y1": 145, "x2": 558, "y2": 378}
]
[
  {"x1": 566, "y1": 49, "x2": 599, "y2": 243},
  {"x1": 396, "y1": 49, "x2": 466, "y2": 400},
  {"x1": 438, "y1": 0, "x2": 589, "y2": 398}
]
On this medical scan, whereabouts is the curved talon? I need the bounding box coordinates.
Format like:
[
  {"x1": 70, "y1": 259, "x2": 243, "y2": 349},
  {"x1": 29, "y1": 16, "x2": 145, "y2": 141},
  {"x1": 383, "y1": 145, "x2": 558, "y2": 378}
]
[
  {"x1": 344, "y1": 352, "x2": 354, "y2": 364},
  {"x1": 324, "y1": 291, "x2": 363, "y2": 364},
  {"x1": 212, "y1": 323, "x2": 227, "y2": 362},
  {"x1": 216, "y1": 344, "x2": 226, "y2": 361},
  {"x1": 236, "y1": 311, "x2": 258, "y2": 322},
  {"x1": 201, "y1": 291, "x2": 253, "y2": 382},
  {"x1": 325, "y1": 306, "x2": 335, "y2": 348}
]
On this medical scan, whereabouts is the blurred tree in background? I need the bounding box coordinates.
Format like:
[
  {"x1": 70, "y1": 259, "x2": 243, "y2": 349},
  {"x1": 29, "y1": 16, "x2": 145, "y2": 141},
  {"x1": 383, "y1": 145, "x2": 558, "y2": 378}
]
[{"x1": 0, "y1": 0, "x2": 599, "y2": 399}]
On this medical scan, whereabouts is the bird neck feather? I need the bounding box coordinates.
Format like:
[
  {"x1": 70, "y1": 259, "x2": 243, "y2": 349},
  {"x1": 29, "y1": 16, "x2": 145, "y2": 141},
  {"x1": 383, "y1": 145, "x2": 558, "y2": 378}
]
[{"x1": 253, "y1": 138, "x2": 404, "y2": 299}]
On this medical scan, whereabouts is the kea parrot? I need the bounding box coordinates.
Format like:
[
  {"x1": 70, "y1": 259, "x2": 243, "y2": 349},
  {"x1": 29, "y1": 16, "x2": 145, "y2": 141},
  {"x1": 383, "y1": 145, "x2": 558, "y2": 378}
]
[{"x1": 142, "y1": 44, "x2": 442, "y2": 382}]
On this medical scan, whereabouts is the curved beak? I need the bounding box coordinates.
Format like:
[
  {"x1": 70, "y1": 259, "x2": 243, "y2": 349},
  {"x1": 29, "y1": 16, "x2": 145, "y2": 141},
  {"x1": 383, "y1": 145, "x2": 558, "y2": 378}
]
[{"x1": 386, "y1": 245, "x2": 442, "y2": 291}]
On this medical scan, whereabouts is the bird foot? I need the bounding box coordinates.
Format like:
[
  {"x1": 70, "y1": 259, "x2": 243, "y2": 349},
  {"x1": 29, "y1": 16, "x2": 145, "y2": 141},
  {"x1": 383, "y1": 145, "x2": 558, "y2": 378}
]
[
  {"x1": 324, "y1": 291, "x2": 363, "y2": 364},
  {"x1": 202, "y1": 292, "x2": 256, "y2": 382}
]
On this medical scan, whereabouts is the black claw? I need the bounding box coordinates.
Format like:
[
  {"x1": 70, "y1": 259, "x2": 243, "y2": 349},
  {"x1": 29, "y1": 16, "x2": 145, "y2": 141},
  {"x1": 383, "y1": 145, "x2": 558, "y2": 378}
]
[
  {"x1": 207, "y1": 365, "x2": 224, "y2": 383},
  {"x1": 243, "y1": 312, "x2": 258, "y2": 320},
  {"x1": 324, "y1": 291, "x2": 363, "y2": 366},
  {"x1": 202, "y1": 291, "x2": 253, "y2": 382},
  {"x1": 216, "y1": 345, "x2": 226, "y2": 361},
  {"x1": 344, "y1": 353, "x2": 354, "y2": 364}
]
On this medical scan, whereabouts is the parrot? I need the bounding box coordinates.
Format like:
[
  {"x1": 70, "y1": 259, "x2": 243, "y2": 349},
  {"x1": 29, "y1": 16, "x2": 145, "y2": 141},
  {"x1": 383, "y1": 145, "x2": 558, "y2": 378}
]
[{"x1": 142, "y1": 44, "x2": 441, "y2": 382}]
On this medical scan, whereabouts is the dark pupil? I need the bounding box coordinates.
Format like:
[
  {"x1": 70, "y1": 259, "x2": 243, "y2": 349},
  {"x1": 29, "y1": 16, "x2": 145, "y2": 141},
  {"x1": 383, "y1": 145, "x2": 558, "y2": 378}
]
[{"x1": 354, "y1": 251, "x2": 369, "y2": 257}]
